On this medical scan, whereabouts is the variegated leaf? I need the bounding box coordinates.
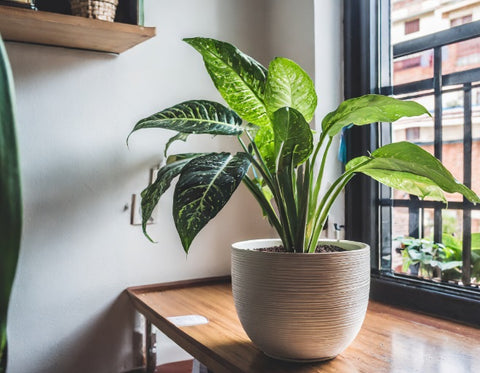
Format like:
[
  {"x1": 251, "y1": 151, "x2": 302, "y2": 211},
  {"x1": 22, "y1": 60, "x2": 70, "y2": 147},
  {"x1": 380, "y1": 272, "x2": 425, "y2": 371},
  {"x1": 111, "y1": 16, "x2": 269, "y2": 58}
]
[
  {"x1": 141, "y1": 154, "x2": 204, "y2": 242},
  {"x1": 128, "y1": 100, "x2": 243, "y2": 144},
  {"x1": 184, "y1": 37, "x2": 270, "y2": 127},
  {"x1": 173, "y1": 152, "x2": 251, "y2": 252},
  {"x1": 273, "y1": 107, "x2": 313, "y2": 170},
  {"x1": 322, "y1": 94, "x2": 430, "y2": 137},
  {"x1": 164, "y1": 132, "x2": 189, "y2": 156},
  {"x1": 265, "y1": 57, "x2": 317, "y2": 122},
  {"x1": 347, "y1": 141, "x2": 480, "y2": 203}
]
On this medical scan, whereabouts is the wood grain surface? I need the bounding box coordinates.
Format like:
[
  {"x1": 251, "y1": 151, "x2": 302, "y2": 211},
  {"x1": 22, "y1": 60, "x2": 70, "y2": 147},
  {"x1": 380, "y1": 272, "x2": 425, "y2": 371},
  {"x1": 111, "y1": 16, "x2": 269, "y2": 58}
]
[
  {"x1": 0, "y1": 5, "x2": 155, "y2": 53},
  {"x1": 127, "y1": 277, "x2": 480, "y2": 373}
]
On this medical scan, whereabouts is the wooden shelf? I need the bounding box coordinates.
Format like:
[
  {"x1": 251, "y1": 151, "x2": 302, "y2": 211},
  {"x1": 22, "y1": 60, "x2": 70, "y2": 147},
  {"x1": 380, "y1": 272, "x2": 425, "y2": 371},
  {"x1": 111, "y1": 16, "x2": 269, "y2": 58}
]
[{"x1": 0, "y1": 5, "x2": 156, "y2": 54}]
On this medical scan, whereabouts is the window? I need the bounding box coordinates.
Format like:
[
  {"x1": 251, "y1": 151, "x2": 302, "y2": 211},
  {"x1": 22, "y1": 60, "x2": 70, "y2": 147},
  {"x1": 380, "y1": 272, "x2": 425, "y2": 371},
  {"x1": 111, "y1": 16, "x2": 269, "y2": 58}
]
[
  {"x1": 451, "y1": 15, "x2": 472, "y2": 27},
  {"x1": 344, "y1": 0, "x2": 480, "y2": 325},
  {"x1": 404, "y1": 18, "x2": 419, "y2": 34},
  {"x1": 405, "y1": 126, "x2": 420, "y2": 141}
]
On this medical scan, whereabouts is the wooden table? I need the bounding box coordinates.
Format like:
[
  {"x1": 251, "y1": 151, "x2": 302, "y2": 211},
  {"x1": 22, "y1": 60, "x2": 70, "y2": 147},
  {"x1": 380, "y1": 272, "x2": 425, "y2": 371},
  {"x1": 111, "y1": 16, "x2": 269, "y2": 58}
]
[{"x1": 127, "y1": 277, "x2": 480, "y2": 373}]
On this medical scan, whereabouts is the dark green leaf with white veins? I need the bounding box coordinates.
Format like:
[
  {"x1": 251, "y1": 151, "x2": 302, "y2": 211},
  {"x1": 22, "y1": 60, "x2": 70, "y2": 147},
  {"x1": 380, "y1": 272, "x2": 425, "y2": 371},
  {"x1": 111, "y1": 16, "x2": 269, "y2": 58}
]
[
  {"x1": 347, "y1": 141, "x2": 480, "y2": 203},
  {"x1": 173, "y1": 152, "x2": 251, "y2": 252},
  {"x1": 322, "y1": 94, "x2": 430, "y2": 137},
  {"x1": 128, "y1": 100, "x2": 243, "y2": 142},
  {"x1": 184, "y1": 37, "x2": 270, "y2": 127},
  {"x1": 164, "y1": 132, "x2": 189, "y2": 156},
  {"x1": 141, "y1": 154, "x2": 204, "y2": 242},
  {"x1": 273, "y1": 107, "x2": 313, "y2": 169},
  {"x1": 265, "y1": 57, "x2": 317, "y2": 122}
]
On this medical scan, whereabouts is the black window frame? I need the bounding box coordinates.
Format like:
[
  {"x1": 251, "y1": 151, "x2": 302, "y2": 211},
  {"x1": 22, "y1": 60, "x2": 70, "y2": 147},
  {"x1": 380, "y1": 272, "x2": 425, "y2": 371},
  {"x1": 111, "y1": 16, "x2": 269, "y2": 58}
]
[{"x1": 343, "y1": 0, "x2": 480, "y2": 326}]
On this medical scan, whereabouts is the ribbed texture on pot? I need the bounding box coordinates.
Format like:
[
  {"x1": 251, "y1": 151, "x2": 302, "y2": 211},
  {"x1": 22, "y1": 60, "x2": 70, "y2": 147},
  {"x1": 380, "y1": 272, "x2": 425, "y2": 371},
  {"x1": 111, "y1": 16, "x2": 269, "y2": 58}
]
[{"x1": 231, "y1": 239, "x2": 370, "y2": 362}]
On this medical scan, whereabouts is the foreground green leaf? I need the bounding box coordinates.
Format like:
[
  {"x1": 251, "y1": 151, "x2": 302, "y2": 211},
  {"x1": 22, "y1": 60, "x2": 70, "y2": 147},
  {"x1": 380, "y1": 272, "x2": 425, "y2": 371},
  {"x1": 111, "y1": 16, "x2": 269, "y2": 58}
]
[
  {"x1": 184, "y1": 37, "x2": 270, "y2": 127},
  {"x1": 141, "y1": 154, "x2": 203, "y2": 242},
  {"x1": 173, "y1": 152, "x2": 251, "y2": 252},
  {"x1": 0, "y1": 37, "x2": 22, "y2": 373},
  {"x1": 348, "y1": 141, "x2": 480, "y2": 203},
  {"x1": 322, "y1": 94, "x2": 430, "y2": 136},
  {"x1": 265, "y1": 57, "x2": 317, "y2": 122}
]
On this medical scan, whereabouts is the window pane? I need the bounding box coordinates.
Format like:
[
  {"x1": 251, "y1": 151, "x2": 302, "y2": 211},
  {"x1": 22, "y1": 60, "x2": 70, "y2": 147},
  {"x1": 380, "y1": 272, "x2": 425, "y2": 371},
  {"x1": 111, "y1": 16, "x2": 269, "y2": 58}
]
[
  {"x1": 472, "y1": 86, "x2": 480, "y2": 197},
  {"x1": 387, "y1": 1, "x2": 480, "y2": 292},
  {"x1": 404, "y1": 18, "x2": 420, "y2": 35},
  {"x1": 443, "y1": 36, "x2": 480, "y2": 75},
  {"x1": 443, "y1": 88, "x2": 465, "y2": 201},
  {"x1": 472, "y1": 211, "x2": 480, "y2": 286},
  {"x1": 393, "y1": 50, "x2": 433, "y2": 85}
]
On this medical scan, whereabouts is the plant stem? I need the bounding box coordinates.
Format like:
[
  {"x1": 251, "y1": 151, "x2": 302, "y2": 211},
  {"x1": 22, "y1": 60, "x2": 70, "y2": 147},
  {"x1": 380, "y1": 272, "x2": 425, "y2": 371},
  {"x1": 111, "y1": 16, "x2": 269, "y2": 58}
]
[
  {"x1": 307, "y1": 157, "x2": 373, "y2": 252},
  {"x1": 305, "y1": 133, "x2": 332, "y2": 248},
  {"x1": 308, "y1": 173, "x2": 354, "y2": 252},
  {"x1": 242, "y1": 177, "x2": 284, "y2": 241},
  {"x1": 239, "y1": 132, "x2": 294, "y2": 250},
  {"x1": 309, "y1": 136, "x2": 333, "y2": 216},
  {"x1": 295, "y1": 161, "x2": 310, "y2": 251}
]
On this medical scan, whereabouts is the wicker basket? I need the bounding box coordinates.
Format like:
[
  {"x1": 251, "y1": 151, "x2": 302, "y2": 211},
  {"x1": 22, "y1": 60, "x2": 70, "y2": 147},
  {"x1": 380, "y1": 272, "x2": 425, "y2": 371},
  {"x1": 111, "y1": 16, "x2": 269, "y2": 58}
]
[{"x1": 70, "y1": 0, "x2": 119, "y2": 22}]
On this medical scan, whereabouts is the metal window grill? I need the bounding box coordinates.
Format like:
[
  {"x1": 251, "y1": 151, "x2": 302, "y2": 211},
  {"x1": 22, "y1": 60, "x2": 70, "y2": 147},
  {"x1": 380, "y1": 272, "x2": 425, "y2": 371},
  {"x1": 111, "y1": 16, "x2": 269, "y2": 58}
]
[{"x1": 379, "y1": 20, "x2": 480, "y2": 287}]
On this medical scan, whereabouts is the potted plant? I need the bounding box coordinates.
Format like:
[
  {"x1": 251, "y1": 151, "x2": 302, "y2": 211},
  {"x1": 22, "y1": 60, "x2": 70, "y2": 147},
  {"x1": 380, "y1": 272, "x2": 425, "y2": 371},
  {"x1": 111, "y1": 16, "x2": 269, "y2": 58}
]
[
  {"x1": 396, "y1": 236, "x2": 462, "y2": 279},
  {"x1": 127, "y1": 37, "x2": 479, "y2": 361}
]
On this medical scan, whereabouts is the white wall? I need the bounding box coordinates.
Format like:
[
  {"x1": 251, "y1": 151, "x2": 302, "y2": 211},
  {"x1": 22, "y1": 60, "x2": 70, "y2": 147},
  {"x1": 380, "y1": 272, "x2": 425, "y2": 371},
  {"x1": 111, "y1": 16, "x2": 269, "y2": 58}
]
[
  {"x1": 266, "y1": 0, "x2": 344, "y2": 236},
  {"x1": 5, "y1": 0, "x2": 342, "y2": 372},
  {"x1": 314, "y1": 0, "x2": 345, "y2": 236}
]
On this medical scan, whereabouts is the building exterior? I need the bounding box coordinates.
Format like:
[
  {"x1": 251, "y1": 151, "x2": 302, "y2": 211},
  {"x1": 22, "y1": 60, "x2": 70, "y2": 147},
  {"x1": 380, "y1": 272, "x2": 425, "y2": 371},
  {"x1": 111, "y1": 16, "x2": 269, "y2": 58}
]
[{"x1": 389, "y1": 0, "x2": 480, "y2": 280}]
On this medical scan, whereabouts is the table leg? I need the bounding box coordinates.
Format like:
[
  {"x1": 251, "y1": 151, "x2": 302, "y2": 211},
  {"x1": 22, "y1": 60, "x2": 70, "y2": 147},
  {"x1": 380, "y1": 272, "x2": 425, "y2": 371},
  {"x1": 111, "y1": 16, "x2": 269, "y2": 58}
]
[{"x1": 145, "y1": 319, "x2": 157, "y2": 373}]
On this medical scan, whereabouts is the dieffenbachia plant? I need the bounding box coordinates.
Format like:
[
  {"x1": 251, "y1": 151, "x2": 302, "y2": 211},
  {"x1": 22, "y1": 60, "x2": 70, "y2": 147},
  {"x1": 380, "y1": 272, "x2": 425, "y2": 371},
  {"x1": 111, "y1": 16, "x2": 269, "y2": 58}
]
[
  {"x1": 128, "y1": 37, "x2": 479, "y2": 254},
  {"x1": 0, "y1": 36, "x2": 22, "y2": 373}
]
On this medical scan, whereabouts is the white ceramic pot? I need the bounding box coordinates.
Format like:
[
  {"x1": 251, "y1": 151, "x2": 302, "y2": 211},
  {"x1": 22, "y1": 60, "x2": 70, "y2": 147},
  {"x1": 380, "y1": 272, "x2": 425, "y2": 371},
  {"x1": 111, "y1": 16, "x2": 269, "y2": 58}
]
[{"x1": 231, "y1": 238, "x2": 370, "y2": 362}]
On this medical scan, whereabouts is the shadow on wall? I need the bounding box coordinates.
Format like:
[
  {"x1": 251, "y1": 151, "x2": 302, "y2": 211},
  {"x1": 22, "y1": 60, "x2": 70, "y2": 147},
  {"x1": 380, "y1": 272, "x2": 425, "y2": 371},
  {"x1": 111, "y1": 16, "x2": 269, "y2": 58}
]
[
  {"x1": 5, "y1": 42, "x2": 116, "y2": 83},
  {"x1": 34, "y1": 292, "x2": 136, "y2": 373},
  {"x1": 216, "y1": 0, "x2": 270, "y2": 65},
  {"x1": 23, "y1": 148, "x2": 160, "y2": 249}
]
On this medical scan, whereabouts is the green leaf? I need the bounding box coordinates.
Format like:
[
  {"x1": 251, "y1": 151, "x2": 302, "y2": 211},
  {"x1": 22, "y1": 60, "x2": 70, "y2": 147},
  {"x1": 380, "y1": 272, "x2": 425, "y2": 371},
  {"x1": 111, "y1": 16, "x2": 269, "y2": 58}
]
[
  {"x1": 183, "y1": 37, "x2": 270, "y2": 127},
  {"x1": 140, "y1": 154, "x2": 203, "y2": 242},
  {"x1": 431, "y1": 260, "x2": 462, "y2": 271},
  {"x1": 345, "y1": 155, "x2": 370, "y2": 171},
  {"x1": 350, "y1": 141, "x2": 480, "y2": 203},
  {"x1": 166, "y1": 153, "x2": 204, "y2": 164},
  {"x1": 253, "y1": 126, "x2": 275, "y2": 170},
  {"x1": 265, "y1": 57, "x2": 317, "y2": 122},
  {"x1": 164, "y1": 132, "x2": 190, "y2": 156},
  {"x1": 0, "y1": 37, "x2": 22, "y2": 372},
  {"x1": 442, "y1": 233, "x2": 462, "y2": 252},
  {"x1": 173, "y1": 152, "x2": 251, "y2": 252},
  {"x1": 472, "y1": 233, "x2": 480, "y2": 250},
  {"x1": 360, "y1": 169, "x2": 448, "y2": 202},
  {"x1": 273, "y1": 107, "x2": 313, "y2": 169},
  {"x1": 322, "y1": 94, "x2": 430, "y2": 136},
  {"x1": 128, "y1": 100, "x2": 243, "y2": 143}
]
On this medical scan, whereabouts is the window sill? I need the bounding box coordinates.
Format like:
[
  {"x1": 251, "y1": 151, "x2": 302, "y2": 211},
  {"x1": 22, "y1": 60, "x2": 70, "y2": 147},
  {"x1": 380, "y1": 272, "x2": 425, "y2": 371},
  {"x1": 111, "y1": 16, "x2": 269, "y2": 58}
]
[{"x1": 371, "y1": 272, "x2": 480, "y2": 327}]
